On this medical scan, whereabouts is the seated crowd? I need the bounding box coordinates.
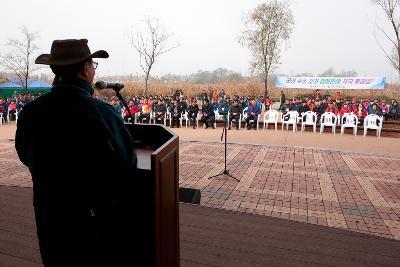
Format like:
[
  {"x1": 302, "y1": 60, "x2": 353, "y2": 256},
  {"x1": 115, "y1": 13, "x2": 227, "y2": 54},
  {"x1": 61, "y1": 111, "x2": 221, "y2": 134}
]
[
  {"x1": 1, "y1": 90, "x2": 399, "y2": 130},
  {"x1": 0, "y1": 93, "x2": 41, "y2": 123},
  {"x1": 98, "y1": 89, "x2": 400, "y2": 130},
  {"x1": 280, "y1": 90, "x2": 400, "y2": 125}
]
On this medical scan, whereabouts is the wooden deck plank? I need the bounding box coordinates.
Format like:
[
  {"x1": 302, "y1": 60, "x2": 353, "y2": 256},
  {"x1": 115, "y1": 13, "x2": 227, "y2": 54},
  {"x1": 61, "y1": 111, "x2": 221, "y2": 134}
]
[
  {"x1": 0, "y1": 220, "x2": 37, "y2": 239},
  {"x1": 0, "y1": 253, "x2": 43, "y2": 267},
  {"x1": 180, "y1": 204, "x2": 400, "y2": 257},
  {"x1": 1, "y1": 185, "x2": 400, "y2": 267},
  {"x1": 180, "y1": 204, "x2": 400, "y2": 267},
  {"x1": 0, "y1": 231, "x2": 42, "y2": 264}
]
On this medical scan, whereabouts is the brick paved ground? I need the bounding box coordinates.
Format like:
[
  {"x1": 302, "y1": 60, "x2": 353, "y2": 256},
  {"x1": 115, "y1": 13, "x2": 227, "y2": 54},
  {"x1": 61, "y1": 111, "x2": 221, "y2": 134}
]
[{"x1": 2, "y1": 140, "x2": 400, "y2": 240}]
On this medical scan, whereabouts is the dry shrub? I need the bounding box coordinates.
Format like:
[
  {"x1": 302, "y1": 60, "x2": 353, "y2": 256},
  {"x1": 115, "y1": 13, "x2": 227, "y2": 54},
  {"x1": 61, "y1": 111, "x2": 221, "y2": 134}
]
[{"x1": 114, "y1": 80, "x2": 399, "y2": 101}]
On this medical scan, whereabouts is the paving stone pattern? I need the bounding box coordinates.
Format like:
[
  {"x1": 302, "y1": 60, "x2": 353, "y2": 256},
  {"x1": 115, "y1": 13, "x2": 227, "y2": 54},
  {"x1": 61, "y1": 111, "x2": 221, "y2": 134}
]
[{"x1": 2, "y1": 140, "x2": 400, "y2": 240}]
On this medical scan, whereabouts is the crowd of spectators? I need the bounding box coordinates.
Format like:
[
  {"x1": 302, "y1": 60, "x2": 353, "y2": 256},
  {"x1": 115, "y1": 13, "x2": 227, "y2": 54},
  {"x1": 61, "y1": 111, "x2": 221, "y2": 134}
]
[
  {"x1": 279, "y1": 90, "x2": 400, "y2": 125},
  {"x1": 96, "y1": 88, "x2": 400, "y2": 130},
  {"x1": 1, "y1": 89, "x2": 399, "y2": 129},
  {"x1": 0, "y1": 92, "x2": 42, "y2": 123}
]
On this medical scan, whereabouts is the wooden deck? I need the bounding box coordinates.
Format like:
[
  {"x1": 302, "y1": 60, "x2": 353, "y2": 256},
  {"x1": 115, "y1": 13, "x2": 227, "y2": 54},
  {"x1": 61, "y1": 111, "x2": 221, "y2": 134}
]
[{"x1": 1, "y1": 186, "x2": 400, "y2": 266}]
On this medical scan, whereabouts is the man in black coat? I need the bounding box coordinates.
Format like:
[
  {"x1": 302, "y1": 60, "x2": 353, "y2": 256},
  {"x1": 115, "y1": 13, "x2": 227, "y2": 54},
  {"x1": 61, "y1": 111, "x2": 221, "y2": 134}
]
[
  {"x1": 187, "y1": 100, "x2": 199, "y2": 128},
  {"x1": 200, "y1": 99, "x2": 215, "y2": 129},
  {"x1": 279, "y1": 91, "x2": 286, "y2": 111},
  {"x1": 154, "y1": 98, "x2": 167, "y2": 124},
  {"x1": 200, "y1": 90, "x2": 208, "y2": 102},
  {"x1": 178, "y1": 97, "x2": 188, "y2": 113},
  {"x1": 228, "y1": 99, "x2": 242, "y2": 130},
  {"x1": 15, "y1": 39, "x2": 139, "y2": 266}
]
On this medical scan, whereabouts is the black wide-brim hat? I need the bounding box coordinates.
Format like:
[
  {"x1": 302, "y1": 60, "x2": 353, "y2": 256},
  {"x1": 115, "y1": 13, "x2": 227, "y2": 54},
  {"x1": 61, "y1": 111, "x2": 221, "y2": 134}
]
[{"x1": 35, "y1": 39, "x2": 109, "y2": 65}]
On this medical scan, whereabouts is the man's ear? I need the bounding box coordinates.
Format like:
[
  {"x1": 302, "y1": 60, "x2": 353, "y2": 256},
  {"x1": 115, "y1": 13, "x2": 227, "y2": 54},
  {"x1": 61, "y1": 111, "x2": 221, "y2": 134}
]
[
  {"x1": 83, "y1": 62, "x2": 90, "y2": 78},
  {"x1": 77, "y1": 62, "x2": 89, "y2": 79}
]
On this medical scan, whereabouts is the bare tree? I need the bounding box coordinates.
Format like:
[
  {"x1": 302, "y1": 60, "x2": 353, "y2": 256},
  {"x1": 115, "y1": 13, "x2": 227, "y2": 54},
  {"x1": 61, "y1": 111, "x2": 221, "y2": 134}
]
[
  {"x1": 0, "y1": 26, "x2": 41, "y2": 91},
  {"x1": 131, "y1": 18, "x2": 178, "y2": 96},
  {"x1": 239, "y1": 0, "x2": 294, "y2": 97},
  {"x1": 372, "y1": 0, "x2": 400, "y2": 80}
]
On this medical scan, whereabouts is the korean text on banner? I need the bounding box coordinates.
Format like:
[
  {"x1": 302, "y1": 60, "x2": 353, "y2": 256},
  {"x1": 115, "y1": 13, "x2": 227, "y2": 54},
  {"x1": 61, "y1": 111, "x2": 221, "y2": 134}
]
[{"x1": 275, "y1": 76, "x2": 385, "y2": 90}]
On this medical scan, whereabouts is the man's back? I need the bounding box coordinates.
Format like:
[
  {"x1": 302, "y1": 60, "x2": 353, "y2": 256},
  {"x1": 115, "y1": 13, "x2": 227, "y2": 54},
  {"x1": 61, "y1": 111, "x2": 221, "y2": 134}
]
[{"x1": 15, "y1": 82, "x2": 139, "y2": 265}]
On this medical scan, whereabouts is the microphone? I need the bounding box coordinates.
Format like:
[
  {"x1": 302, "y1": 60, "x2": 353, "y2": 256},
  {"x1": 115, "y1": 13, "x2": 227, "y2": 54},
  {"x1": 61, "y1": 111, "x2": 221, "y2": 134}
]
[{"x1": 94, "y1": 81, "x2": 125, "y2": 91}]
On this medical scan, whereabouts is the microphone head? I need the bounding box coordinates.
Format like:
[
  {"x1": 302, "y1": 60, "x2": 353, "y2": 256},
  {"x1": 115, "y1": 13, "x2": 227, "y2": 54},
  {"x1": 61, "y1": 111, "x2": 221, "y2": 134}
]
[
  {"x1": 94, "y1": 81, "x2": 107, "y2": 90},
  {"x1": 116, "y1": 83, "x2": 125, "y2": 90}
]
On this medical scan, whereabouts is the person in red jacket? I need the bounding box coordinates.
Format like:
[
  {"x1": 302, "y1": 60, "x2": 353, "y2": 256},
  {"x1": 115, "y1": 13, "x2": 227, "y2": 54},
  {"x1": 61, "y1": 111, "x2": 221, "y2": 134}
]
[
  {"x1": 354, "y1": 103, "x2": 367, "y2": 124},
  {"x1": 7, "y1": 100, "x2": 17, "y2": 121},
  {"x1": 307, "y1": 99, "x2": 315, "y2": 111},
  {"x1": 362, "y1": 99, "x2": 370, "y2": 109},
  {"x1": 123, "y1": 100, "x2": 139, "y2": 122},
  {"x1": 339, "y1": 103, "x2": 351, "y2": 117},
  {"x1": 326, "y1": 103, "x2": 339, "y2": 115},
  {"x1": 264, "y1": 97, "x2": 272, "y2": 111},
  {"x1": 380, "y1": 100, "x2": 389, "y2": 120},
  {"x1": 314, "y1": 89, "x2": 321, "y2": 100},
  {"x1": 333, "y1": 91, "x2": 343, "y2": 101}
]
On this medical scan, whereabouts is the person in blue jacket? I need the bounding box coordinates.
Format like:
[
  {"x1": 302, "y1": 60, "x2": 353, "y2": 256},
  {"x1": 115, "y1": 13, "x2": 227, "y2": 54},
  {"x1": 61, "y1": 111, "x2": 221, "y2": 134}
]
[{"x1": 246, "y1": 98, "x2": 261, "y2": 130}]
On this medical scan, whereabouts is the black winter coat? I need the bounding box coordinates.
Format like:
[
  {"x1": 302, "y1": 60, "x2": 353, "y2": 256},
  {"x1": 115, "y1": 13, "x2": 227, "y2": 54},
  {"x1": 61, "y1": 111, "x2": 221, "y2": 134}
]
[{"x1": 15, "y1": 78, "x2": 139, "y2": 266}]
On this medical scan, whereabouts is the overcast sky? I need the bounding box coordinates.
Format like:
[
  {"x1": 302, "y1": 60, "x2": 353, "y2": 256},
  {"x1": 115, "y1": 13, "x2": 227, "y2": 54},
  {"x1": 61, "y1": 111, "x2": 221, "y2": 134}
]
[{"x1": 0, "y1": 0, "x2": 398, "y2": 81}]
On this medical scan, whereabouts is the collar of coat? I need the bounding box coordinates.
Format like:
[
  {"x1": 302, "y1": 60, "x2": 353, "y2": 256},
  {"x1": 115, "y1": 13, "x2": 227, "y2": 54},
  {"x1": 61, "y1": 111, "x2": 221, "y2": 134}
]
[{"x1": 51, "y1": 76, "x2": 94, "y2": 96}]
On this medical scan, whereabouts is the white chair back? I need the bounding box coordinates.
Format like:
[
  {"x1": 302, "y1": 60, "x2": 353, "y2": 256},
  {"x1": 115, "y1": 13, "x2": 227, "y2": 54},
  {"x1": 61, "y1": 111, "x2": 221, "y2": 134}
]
[
  {"x1": 363, "y1": 114, "x2": 383, "y2": 137},
  {"x1": 342, "y1": 113, "x2": 357, "y2": 126},
  {"x1": 263, "y1": 110, "x2": 278, "y2": 130},
  {"x1": 301, "y1": 111, "x2": 317, "y2": 133},
  {"x1": 321, "y1": 112, "x2": 336, "y2": 126},
  {"x1": 364, "y1": 114, "x2": 382, "y2": 130},
  {"x1": 283, "y1": 111, "x2": 298, "y2": 123},
  {"x1": 320, "y1": 112, "x2": 337, "y2": 134},
  {"x1": 341, "y1": 113, "x2": 358, "y2": 136},
  {"x1": 242, "y1": 107, "x2": 248, "y2": 120},
  {"x1": 281, "y1": 111, "x2": 299, "y2": 132},
  {"x1": 302, "y1": 111, "x2": 317, "y2": 125},
  {"x1": 264, "y1": 110, "x2": 279, "y2": 122}
]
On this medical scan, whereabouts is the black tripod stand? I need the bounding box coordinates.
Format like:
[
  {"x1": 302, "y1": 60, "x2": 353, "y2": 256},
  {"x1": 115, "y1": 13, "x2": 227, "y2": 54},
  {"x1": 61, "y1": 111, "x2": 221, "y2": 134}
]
[{"x1": 208, "y1": 114, "x2": 240, "y2": 182}]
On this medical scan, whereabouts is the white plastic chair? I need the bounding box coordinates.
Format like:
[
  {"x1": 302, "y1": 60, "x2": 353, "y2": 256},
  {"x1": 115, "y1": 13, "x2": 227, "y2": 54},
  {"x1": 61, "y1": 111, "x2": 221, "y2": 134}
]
[
  {"x1": 301, "y1": 111, "x2": 317, "y2": 133},
  {"x1": 242, "y1": 107, "x2": 248, "y2": 120},
  {"x1": 166, "y1": 111, "x2": 171, "y2": 126},
  {"x1": 340, "y1": 112, "x2": 352, "y2": 125},
  {"x1": 185, "y1": 112, "x2": 201, "y2": 128},
  {"x1": 134, "y1": 112, "x2": 139, "y2": 124},
  {"x1": 214, "y1": 110, "x2": 224, "y2": 127},
  {"x1": 228, "y1": 111, "x2": 242, "y2": 129},
  {"x1": 341, "y1": 113, "x2": 358, "y2": 136},
  {"x1": 152, "y1": 111, "x2": 167, "y2": 126},
  {"x1": 243, "y1": 108, "x2": 260, "y2": 130},
  {"x1": 6, "y1": 109, "x2": 11, "y2": 123},
  {"x1": 180, "y1": 111, "x2": 188, "y2": 127},
  {"x1": 137, "y1": 111, "x2": 152, "y2": 124},
  {"x1": 363, "y1": 114, "x2": 383, "y2": 138},
  {"x1": 320, "y1": 112, "x2": 337, "y2": 134},
  {"x1": 7, "y1": 109, "x2": 18, "y2": 123},
  {"x1": 281, "y1": 111, "x2": 299, "y2": 132},
  {"x1": 263, "y1": 110, "x2": 279, "y2": 130}
]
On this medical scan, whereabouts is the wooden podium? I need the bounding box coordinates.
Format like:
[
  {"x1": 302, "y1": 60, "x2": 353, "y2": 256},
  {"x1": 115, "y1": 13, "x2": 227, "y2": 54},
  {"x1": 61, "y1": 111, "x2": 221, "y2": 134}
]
[{"x1": 125, "y1": 123, "x2": 180, "y2": 267}]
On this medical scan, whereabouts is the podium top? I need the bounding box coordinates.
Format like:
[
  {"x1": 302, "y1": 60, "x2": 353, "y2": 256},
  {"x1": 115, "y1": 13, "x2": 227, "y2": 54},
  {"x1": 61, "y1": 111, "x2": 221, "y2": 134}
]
[{"x1": 125, "y1": 123, "x2": 178, "y2": 170}]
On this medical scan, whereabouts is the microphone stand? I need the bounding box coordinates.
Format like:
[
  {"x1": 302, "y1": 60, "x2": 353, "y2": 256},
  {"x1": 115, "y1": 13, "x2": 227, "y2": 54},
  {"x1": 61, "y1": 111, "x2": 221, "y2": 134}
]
[{"x1": 208, "y1": 114, "x2": 239, "y2": 182}]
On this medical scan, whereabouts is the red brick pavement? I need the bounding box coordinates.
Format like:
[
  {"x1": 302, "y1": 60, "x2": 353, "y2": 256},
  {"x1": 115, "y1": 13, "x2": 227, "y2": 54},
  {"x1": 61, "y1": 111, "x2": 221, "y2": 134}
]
[{"x1": 2, "y1": 140, "x2": 400, "y2": 240}]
